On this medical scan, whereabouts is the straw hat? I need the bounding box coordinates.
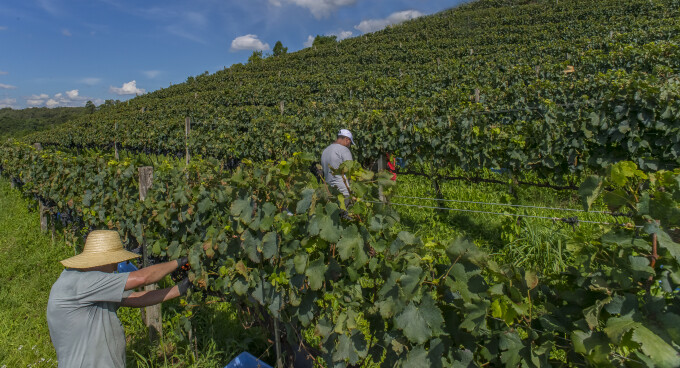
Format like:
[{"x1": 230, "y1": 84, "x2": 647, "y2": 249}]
[{"x1": 61, "y1": 230, "x2": 140, "y2": 269}]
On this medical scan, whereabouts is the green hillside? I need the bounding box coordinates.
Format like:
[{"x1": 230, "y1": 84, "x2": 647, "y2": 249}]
[
  {"x1": 1, "y1": 106, "x2": 88, "y2": 140},
  {"x1": 28, "y1": 0, "x2": 680, "y2": 175}
]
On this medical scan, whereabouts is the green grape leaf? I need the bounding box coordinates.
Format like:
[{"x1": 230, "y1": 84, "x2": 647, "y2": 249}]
[
  {"x1": 296, "y1": 188, "x2": 315, "y2": 214},
  {"x1": 336, "y1": 224, "x2": 363, "y2": 261},
  {"x1": 294, "y1": 253, "x2": 308, "y2": 274},
  {"x1": 632, "y1": 325, "x2": 680, "y2": 368},
  {"x1": 578, "y1": 176, "x2": 603, "y2": 211},
  {"x1": 395, "y1": 295, "x2": 443, "y2": 344},
  {"x1": 261, "y1": 231, "x2": 278, "y2": 259},
  {"x1": 232, "y1": 278, "x2": 249, "y2": 296},
  {"x1": 242, "y1": 230, "x2": 261, "y2": 263},
  {"x1": 319, "y1": 214, "x2": 341, "y2": 243},
  {"x1": 657, "y1": 230, "x2": 680, "y2": 263},
  {"x1": 305, "y1": 256, "x2": 327, "y2": 290},
  {"x1": 402, "y1": 345, "x2": 430, "y2": 368},
  {"x1": 332, "y1": 334, "x2": 359, "y2": 365},
  {"x1": 395, "y1": 303, "x2": 431, "y2": 344},
  {"x1": 604, "y1": 316, "x2": 639, "y2": 342}
]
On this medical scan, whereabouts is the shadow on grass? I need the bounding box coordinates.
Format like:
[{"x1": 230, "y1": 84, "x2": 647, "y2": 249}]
[{"x1": 440, "y1": 211, "x2": 507, "y2": 250}]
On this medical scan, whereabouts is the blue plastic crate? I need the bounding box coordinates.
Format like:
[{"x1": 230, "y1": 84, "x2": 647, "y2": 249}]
[
  {"x1": 225, "y1": 352, "x2": 272, "y2": 368},
  {"x1": 117, "y1": 261, "x2": 138, "y2": 273}
]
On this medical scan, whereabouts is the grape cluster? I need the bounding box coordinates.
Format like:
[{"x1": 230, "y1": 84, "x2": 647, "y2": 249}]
[{"x1": 170, "y1": 261, "x2": 190, "y2": 283}]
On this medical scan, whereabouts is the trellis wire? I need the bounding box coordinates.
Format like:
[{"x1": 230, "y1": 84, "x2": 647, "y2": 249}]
[
  {"x1": 392, "y1": 195, "x2": 625, "y2": 216},
  {"x1": 366, "y1": 200, "x2": 640, "y2": 228}
]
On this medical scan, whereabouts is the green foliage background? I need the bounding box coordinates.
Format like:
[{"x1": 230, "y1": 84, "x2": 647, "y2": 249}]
[
  {"x1": 0, "y1": 107, "x2": 88, "y2": 140},
  {"x1": 22, "y1": 0, "x2": 680, "y2": 177}
]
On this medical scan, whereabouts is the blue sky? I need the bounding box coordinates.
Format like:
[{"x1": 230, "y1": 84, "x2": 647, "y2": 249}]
[{"x1": 0, "y1": 0, "x2": 461, "y2": 109}]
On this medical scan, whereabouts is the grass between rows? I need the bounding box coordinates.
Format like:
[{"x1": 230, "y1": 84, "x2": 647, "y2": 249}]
[
  {"x1": 392, "y1": 173, "x2": 608, "y2": 273},
  {"x1": 0, "y1": 177, "x2": 270, "y2": 367},
  {"x1": 0, "y1": 178, "x2": 73, "y2": 367}
]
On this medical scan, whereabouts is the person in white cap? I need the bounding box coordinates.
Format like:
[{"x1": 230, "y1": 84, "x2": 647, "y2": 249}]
[
  {"x1": 46, "y1": 230, "x2": 191, "y2": 368},
  {"x1": 320, "y1": 129, "x2": 355, "y2": 197}
]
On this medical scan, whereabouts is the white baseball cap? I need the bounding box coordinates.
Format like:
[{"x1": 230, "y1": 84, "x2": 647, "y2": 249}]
[{"x1": 338, "y1": 129, "x2": 355, "y2": 145}]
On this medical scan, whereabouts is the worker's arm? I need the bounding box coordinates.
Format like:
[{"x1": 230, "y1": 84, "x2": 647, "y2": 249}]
[
  {"x1": 124, "y1": 257, "x2": 188, "y2": 290},
  {"x1": 120, "y1": 279, "x2": 191, "y2": 308}
]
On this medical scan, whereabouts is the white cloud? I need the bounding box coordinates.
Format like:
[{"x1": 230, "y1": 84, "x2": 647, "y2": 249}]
[
  {"x1": 25, "y1": 90, "x2": 97, "y2": 108},
  {"x1": 0, "y1": 83, "x2": 17, "y2": 89},
  {"x1": 143, "y1": 70, "x2": 161, "y2": 79},
  {"x1": 109, "y1": 80, "x2": 145, "y2": 95},
  {"x1": 65, "y1": 90, "x2": 79, "y2": 99},
  {"x1": 0, "y1": 98, "x2": 16, "y2": 108},
  {"x1": 0, "y1": 71, "x2": 7, "y2": 75},
  {"x1": 27, "y1": 93, "x2": 49, "y2": 106},
  {"x1": 303, "y1": 35, "x2": 314, "y2": 48},
  {"x1": 80, "y1": 77, "x2": 101, "y2": 86},
  {"x1": 62, "y1": 28, "x2": 72, "y2": 37},
  {"x1": 230, "y1": 34, "x2": 270, "y2": 52},
  {"x1": 0, "y1": 26, "x2": 7, "y2": 31},
  {"x1": 355, "y1": 10, "x2": 423, "y2": 34},
  {"x1": 270, "y1": 0, "x2": 356, "y2": 19},
  {"x1": 332, "y1": 30, "x2": 353, "y2": 41}
]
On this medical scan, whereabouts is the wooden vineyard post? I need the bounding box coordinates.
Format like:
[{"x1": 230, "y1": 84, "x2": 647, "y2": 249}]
[
  {"x1": 138, "y1": 166, "x2": 162, "y2": 342},
  {"x1": 279, "y1": 101, "x2": 285, "y2": 115},
  {"x1": 274, "y1": 318, "x2": 283, "y2": 368},
  {"x1": 114, "y1": 122, "x2": 119, "y2": 160},
  {"x1": 185, "y1": 117, "x2": 191, "y2": 166},
  {"x1": 33, "y1": 143, "x2": 49, "y2": 232},
  {"x1": 647, "y1": 219, "x2": 662, "y2": 291},
  {"x1": 39, "y1": 200, "x2": 48, "y2": 233},
  {"x1": 474, "y1": 89, "x2": 480, "y2": 104},
  {"x1": 50, "y1": 217, "x2": 55, "y2": 243},
  {"x1": 433, "y1": 176, "x2": 445, "y2": 216}
]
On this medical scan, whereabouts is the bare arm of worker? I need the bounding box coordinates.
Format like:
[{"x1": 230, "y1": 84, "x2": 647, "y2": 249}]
[
  {"x1": 121, "y1": 278, "x2": 191, "y2": 307},
  {"x1": 124, "y1": 257, "x2": 188, "y2": 290},
  {"x1": 120, "y1": 285, "x2": 179, "y2": 307}
]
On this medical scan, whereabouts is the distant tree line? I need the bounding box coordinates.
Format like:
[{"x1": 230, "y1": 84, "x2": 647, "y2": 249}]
[
  {"x1": 0, "y1": 99, "x2": 125, "y2": 140},
  {"x1": 248, "y1": 40, "x2": 289, "y2": 64},
  {"x1": 246, "y1": 37, "x2": 338, "y2": 64},
  {"x1": 0, "y1": 106, "x2": 89, "y2": 140}
]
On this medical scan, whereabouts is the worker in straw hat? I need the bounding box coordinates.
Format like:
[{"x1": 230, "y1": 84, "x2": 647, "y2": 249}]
[{"x1": 46, "y1": 230, "x2": 191, "y2": 367}]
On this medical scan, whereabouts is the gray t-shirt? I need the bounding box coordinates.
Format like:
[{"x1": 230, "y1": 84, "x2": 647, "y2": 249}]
[
  {"x1": 47, "y1": 269, "x2": 133, "y2": 368},
  {"x1": 320, "y1": 143, "x2": 353, "y2": 196}
]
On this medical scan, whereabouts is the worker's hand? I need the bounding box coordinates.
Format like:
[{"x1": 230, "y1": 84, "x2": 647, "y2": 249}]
[
  {"x1": 176, "y1": 256, "x2": 189, "y2": 270},
  {"x1": 171, "y1": 257, "x2": 191, "y2": 283},
  {"x1": 177, "y1": 278, "x2": 193, "y2": 296}
]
